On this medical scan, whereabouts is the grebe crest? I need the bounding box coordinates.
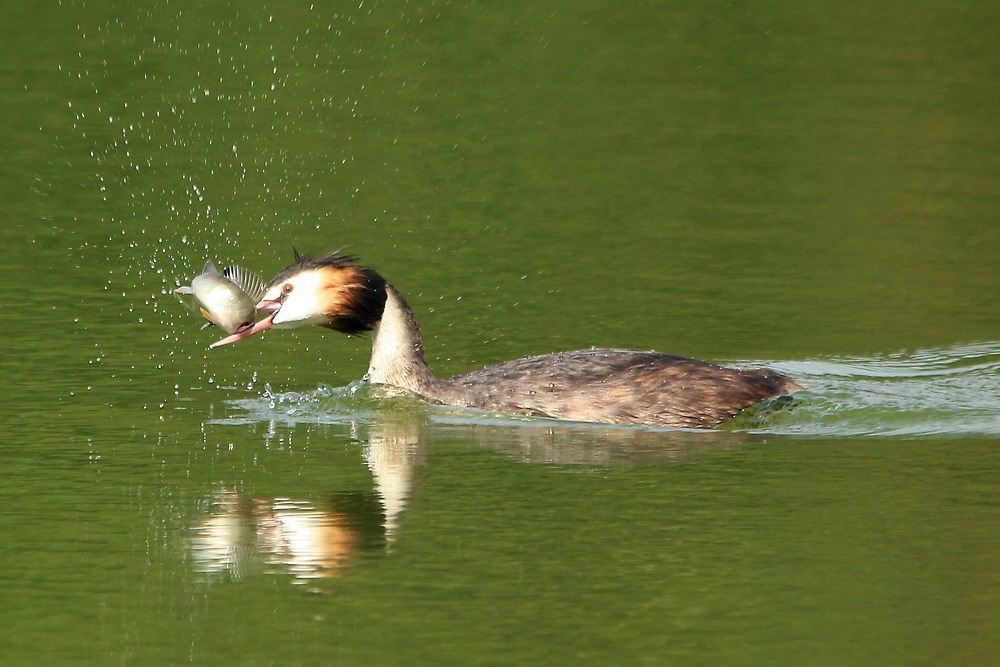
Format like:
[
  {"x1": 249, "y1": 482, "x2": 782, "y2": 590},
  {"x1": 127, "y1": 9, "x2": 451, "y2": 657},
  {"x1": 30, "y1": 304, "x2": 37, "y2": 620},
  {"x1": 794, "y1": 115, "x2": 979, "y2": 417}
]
[{"x1": 260, "y1": 253, "x2": 387, "y2": 334}]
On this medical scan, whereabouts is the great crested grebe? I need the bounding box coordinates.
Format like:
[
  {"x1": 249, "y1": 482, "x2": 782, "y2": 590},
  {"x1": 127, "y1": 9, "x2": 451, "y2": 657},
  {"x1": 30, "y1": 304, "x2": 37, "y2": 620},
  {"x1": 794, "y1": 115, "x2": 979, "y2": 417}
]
[{"x1": 213, "y1": 252, "x2": 802, "y2": 428}]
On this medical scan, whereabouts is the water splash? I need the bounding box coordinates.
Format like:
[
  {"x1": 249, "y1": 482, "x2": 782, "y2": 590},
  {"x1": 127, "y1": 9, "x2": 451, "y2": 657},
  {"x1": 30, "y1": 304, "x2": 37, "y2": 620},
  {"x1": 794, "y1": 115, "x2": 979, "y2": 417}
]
[{"x1": 214, "y1": 381, "x2": 375, "y2": 429}]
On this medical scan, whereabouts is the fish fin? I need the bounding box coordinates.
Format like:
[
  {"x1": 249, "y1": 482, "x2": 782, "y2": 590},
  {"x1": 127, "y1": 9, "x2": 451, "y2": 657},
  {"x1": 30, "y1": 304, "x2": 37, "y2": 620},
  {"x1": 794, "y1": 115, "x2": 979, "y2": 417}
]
[
  {"x1": 175, "y1": 286, "x2": 193, "y2": 294},
  {"x1": 203, "y1": 260, "x2": 220, "y2": 274},
  {"x1": 200, "y1": 321, "x2": 215, "y2": 330},
  {"x1": 222, "y1": 265, "x2": 266, "y2": 301}
]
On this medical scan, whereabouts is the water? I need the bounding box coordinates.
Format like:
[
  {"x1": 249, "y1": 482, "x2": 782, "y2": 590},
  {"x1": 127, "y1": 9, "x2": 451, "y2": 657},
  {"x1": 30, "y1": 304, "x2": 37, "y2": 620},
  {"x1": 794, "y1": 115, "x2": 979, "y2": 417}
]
[
  {"x1": 742, "y1": 342, "x2": 1000, "y2": 437},
  {"x1": 2, "y1": 0, "x2": 999, "y2": 664},
  {"x1": 217, "y1": 341, "x2": 1000, "y2": 439}
]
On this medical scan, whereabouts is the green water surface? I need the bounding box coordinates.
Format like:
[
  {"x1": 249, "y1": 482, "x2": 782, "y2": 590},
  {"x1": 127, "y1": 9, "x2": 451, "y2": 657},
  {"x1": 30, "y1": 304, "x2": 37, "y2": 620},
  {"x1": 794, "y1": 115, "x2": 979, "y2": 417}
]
[{"x1": 2, "y1": 0, "x2": 999, "y2": 664}]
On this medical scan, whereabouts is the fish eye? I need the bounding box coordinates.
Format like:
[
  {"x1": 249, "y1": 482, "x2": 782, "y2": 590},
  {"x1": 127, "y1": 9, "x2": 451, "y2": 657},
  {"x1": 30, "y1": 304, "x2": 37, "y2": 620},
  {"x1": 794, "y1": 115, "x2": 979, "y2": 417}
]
[{"x1": 282, "y1": 283, "x2": 294, "y2": 295}]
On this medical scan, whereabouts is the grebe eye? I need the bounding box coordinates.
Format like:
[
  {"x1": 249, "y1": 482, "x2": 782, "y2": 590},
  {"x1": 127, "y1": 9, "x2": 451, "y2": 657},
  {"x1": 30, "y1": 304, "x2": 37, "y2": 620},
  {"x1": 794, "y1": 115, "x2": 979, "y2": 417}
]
[{"x1": 282, "y1": 283, "x2": 294, "y2": 294}]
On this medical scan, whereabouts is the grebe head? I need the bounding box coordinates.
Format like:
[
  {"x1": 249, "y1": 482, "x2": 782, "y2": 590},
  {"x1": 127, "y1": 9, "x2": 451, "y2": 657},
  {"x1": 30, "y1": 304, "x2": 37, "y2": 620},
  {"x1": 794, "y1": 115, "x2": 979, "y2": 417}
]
[{"x1": 210, "y1": 252, "x2": 386, "y2": 348}]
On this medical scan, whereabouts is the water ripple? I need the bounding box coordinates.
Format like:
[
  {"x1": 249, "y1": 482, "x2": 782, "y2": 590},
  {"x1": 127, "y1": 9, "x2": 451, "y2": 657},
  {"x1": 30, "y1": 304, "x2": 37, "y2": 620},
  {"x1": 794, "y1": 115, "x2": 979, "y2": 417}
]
[
  {"x1": 214, "y1": 342, "x2": 1000, "y2": 439},
  {"x1": 739, "y1": 341, "x2": 1000, "y2": 437}
]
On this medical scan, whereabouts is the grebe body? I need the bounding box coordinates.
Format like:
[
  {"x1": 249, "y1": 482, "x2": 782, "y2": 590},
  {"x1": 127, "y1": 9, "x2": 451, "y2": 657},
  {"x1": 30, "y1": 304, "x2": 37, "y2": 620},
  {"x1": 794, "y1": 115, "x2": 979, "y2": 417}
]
[{"x1": 214, "y1": 253, "x2": 801, "y2": 429}]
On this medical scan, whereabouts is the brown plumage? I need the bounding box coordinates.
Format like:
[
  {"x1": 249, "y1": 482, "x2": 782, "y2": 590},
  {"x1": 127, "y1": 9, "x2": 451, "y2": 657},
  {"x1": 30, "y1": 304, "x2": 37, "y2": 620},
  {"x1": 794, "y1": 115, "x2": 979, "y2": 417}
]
[
  {"x1": 434, "y1": 349, "x2": 799, "y2": 428},
  {"x1": 213, "y1": 253, "x2": 802, "y2": 428}
]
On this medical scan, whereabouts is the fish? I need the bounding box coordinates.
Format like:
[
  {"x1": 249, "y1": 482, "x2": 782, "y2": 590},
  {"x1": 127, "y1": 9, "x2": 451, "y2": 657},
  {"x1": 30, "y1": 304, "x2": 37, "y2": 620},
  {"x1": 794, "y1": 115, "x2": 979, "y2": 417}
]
[{"x1": 175, "y1": 260, "x2": 266, "y2": 334}]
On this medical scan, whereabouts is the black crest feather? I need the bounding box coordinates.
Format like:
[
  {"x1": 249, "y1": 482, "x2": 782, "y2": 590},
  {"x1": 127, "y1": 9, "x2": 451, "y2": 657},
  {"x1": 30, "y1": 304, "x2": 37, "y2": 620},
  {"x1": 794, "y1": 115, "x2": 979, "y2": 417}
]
[{"x1": 267, "y1": 251, "x2": 387, "y2": 335}]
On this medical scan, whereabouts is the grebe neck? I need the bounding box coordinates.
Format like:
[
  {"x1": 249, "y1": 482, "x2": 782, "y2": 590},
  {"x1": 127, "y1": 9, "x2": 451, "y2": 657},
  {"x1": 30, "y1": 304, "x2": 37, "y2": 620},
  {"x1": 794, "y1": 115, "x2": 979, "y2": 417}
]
[{"x1": 366, "y1": 284, "x2": 437, "y2": 393}]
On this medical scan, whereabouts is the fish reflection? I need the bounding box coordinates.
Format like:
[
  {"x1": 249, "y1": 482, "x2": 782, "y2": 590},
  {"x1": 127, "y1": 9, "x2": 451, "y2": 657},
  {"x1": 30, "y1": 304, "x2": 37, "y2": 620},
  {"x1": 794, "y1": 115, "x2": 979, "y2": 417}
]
[{"x1": 189, "y1": 489, "x2": 385, "y2": 583}]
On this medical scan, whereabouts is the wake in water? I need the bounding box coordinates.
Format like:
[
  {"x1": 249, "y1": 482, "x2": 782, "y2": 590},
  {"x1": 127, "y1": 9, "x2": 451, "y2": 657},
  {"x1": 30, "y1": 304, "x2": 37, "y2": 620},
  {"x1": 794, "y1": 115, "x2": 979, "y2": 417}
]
[
  {"x1": 736, "y1": 341, "x2": 1000, "y2": 437},
  {"x1": 216, "y1": 342, "x2": 1000, "y2": 438}
]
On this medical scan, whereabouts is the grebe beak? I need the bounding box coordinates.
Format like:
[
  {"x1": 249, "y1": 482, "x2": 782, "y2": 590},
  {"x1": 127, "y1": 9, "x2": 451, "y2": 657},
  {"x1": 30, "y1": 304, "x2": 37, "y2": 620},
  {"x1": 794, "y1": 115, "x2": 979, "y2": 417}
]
[{"x1": 208, "y1": 299, "x2": 282, "y2": 349}]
